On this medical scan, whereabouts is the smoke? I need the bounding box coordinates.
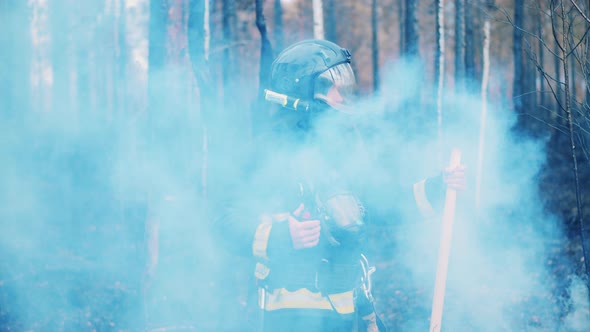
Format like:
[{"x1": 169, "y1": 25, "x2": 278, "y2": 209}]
[
  {"x1": 1, "y1": 1, "x2": 589, "y2": 332},
  {"x1": 354, "y1": 59, "x2": 590, "y2": 331},
  {"x1": 0, "y1": 1, "x2": 229, "y2": 330}
]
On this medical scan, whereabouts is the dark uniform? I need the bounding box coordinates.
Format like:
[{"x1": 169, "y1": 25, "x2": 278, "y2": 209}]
[{"x1": 215, "y1": 39, "x2": 445, "y2": 332}]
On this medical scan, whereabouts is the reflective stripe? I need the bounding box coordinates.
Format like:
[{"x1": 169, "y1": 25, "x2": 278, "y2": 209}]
[
  {"x1": 264, "y1": 288, "x2": 355, "y2": 314},
  {"x1": 362, "y1": 312, "x2": 379, "y2": 332},
  {"x1": 252, "y1": 215, "x2": 273, "y2": 260},
  {"x1": 271, "y1": 212, "x2": 290, "y2": 222},
  {"x1": 413, "y1": 179, "x2": 435, "y2": 218},
  {"x1": 255, "y1": 262, "x2": 270, "y2": 280}
]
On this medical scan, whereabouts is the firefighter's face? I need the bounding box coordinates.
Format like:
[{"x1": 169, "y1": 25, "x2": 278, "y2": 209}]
[{"x1": 313, "y1": 63, "x2": 358, "y2": 114}]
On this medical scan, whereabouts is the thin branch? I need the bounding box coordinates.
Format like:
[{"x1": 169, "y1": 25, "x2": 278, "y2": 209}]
[
  {"x1": 498, "y1": 5, "x2": 563, "y2": 59},
  {"x1": 560, "y1": 0, "x2": 590, "y2": 287},
  {"x1": 570, "y1": 0, "x2": 590, "y2": 24},
  {"x1": 521, "y1": 34, "x2": 567, "y2": 115},
  {"x1": 566, "y1": 19, "x2": 590, "y2": 57},
  {"x1": 525, "y1": 111, "x2": 569, "y2": 135}
]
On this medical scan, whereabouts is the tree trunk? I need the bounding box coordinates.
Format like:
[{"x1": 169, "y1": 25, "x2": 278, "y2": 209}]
[
  {"x1": 313, "y1": 0, "x2": 325, "y2": 39},
  {"x1": 256, "y1": 0, "x2": 274, "y2": 95},
  {"x1": 205, "y1": 0, "x2": 210, "y2": 59},
  {"x1": 30, "y1": 0, "x2": 52, "y2": 113},
  {"x1": 0, "y1": 0, "x2": 31, "y2": 117},
  {"x1": 49, "y1": 0, "x2": 72, "y2": 115},
  {"x1": 552, "y1": 7, "x2": 562, "y2": 123},
  {"x1": 560, "y1": 0, "x2": 590, "y2": 293},
  {"x1": 274, "y1": 0, "x2": 284, "y2": 51},
  {"x1": 255, "y1": 0, "x2": 275, "y2": 133},
  {"x1": 104, "y1": 0, "x2": 118, "y2": 117},
  {"x1": 399, "y1": 0, "x2": 405, "y2": 55},
  {"x1": 188, "y1": 0, "x2": 213, "y2": 198},
  {"x1": 586, "y1": 3, "x2": 590, "y2": 111},
  {"x1": 464, "y1": 0, "x2": 476, "y2": 89},
  {"x1": 454, "y1": 0, "x2": 464, "y2": 93},
  {"x1": 569, "y1": 20, "x2": 577, "y2": 104},
  {"x1": 435, "y1": 0, "x2": 445, "y2": 166},
  {"x1": 222, "y1": 0, "x2": 237, "y2": 110},
  {"x1": 477, "y1": 15, "x2": 491, "y2": 213},
  {"x1": 538, "y1": 2, "x2": 545, "y2": 109},
  {"x1": 324, "y1": 0, "x2": 336, "y2": 43},
  {"x1": 371, "y1": 0, "x2": 379, "y2": 92},
  {"x1": 570, "y1": 56, "x2": 577, "y2": 105},
  {"x1": 115, "y1": 0, "x2": 127, "y2": 115},
  {"x1": 403, "y1": 0, "x2": 419, "y2": 58},
  {"x1": 188, "y1": 0, "x2": 207, "y2": 69},
  {"x1": 513, "y1": 0, "x2": 524, "y2": 117},
  {"x1": 148, "y1": 0, "x2": 168, "y2": 120}
]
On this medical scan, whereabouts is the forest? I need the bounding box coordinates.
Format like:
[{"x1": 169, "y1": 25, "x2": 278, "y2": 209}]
[{"x1": 1, "y1": 0, "x2": 590, "y2": 331}]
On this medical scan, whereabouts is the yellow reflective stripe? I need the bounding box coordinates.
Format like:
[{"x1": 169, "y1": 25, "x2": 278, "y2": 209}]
[
  {"x1": 413, "y1": 179, "x2": 435, "y2": 218},
  {"x1": 252, "y1": 213, "x2": 291, "y2": 262},
  {"x1": 264, "y1": 288, "x2": 355, "y2": 314},
  {"x1": 252, "y1": 215, "x2": 273, "y2": 260},
  {"x1": 271, "y1": 212, "x2": 290, "y2": 222},
  {"x1": 255, "y1": 262, "x2": 270, "y2": 280},
  {"x1": 362, "y1": 312, "x2": 379, "y2": 332}
]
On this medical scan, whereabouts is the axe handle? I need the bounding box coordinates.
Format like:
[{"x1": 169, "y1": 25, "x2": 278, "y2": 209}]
[{"x1": 429, "y1": 148, "x2": 462, "y2": 332}]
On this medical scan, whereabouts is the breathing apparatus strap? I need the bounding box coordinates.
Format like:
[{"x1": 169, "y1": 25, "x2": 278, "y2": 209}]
[{"x1": 360, "y1": 254, "x2": 376, "y2": 303}]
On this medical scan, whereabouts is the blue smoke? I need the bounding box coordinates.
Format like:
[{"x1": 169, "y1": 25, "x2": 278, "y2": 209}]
[{"x1": 1, "y1": 1, "x2": 589, "y2": 332}]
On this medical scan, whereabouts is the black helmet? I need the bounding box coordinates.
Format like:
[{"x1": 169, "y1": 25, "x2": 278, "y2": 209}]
[{"x1": 266, "y1": 39, "x2": 357, "y2": 113}]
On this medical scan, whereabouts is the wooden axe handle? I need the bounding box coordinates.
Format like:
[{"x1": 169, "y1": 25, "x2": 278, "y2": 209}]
[{"x1": 429, "y1": 148, "x2": 462, "y2": 332}]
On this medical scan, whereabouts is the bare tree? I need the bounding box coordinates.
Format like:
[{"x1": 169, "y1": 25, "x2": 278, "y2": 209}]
[
  {"x1": 274, "y1": 0, "x2": 284, "y2": 51},
  {"x1": 476, "y1": 0, "x2": 494, "y2": 212},
  {"x1": 537, "y1": 1, "x2": 546, "y2": 109},
  {"x1": 188, "y1": 0, "x2": 211, "y2": 100},
  {"x1": 324, "y1": 0, "x2": 337, "y2": 43},
  {"x1": 372, "y1": 0, "x2": 379, "y2": 92},
  {"x1": 435, "y1": 0, "x2": 446, "y2": 167},
  {"x1": 114, "y1": 0, "x2": 127, "y2": 114},
  {"x1": 189, "y1": 0, "x2": 213, "y2": 198},
  {"x1": 144, "y1": 0, "x2": 169, "y2": 328},
  {"x1": 504, "y1": 0, "x2": 590, "y2": 290},
  {"x1": 464, "y1": 0, "x2": 476, "y2": 89},
  {"x1": 30, "y1": 0, "x2": 52, "y2": 113},
  {"x1": 222, "y1": 0, "x2": 237, "y2": 111},
  {"x1": 585, "y1": 0, "x2": 590, "y2": 110},
  {"x1": 513, "y1": 0, "x2": 525, "y2": 118},
  {"x1": 49, "y1": 0, "x2": 72, "y2": 114},
  {"x1": 254, "y1": 0, "x2": 275, "y2": 133},
  {"x1": 560, "y1": 0, "x2": 590, "y2": 287},
  {"x1": 399, "y1": 0, "x2": 405, "y2": 54},
  {"x1": 403, "y1": 0, "x2": 419, "y2": 58},
  {"x1": 0, "y1": 0, "x2": 31, "y2": 116},
  {"x1": 313, "y1": 0, "x2": 325, "y2": 39},
  {"x1": 455, "y1": 0, "x2": 465, "y2": 93},
  {"x1": 256, "y1": 0, "x2": 274, "y2": 93},
  {"x1": 148, "y1": 0, "x2": 168, "y2": 114}
]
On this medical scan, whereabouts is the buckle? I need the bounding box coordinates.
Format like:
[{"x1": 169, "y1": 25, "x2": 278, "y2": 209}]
[
  {"x1": 341, "y1": 48, "x2": 352, "y2": 60},
  {"x1": 360, "y1": 254, "x2": 376, "y2": 302}
]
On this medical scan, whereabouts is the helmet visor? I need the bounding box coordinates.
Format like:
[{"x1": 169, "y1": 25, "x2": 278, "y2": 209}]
[{"x1": 313, "y1": 63, "x2": 357, "y2": 113}]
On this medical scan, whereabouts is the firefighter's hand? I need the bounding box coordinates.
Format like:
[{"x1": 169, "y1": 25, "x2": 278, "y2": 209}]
[
  {"x1": 443, "y1": 164, "x2": 467, "y2": 191},
  {"x1": 288, "y1": 203, "x2": 321, "y2": 249}
]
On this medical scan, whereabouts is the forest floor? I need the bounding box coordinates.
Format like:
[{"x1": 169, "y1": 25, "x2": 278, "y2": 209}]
[{"x1": 1, "y1": 235, "x2": 589, "y2": 331}]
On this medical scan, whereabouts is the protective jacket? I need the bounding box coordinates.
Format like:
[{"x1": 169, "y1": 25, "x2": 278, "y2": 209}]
[{"x1": 214, "y1": 124, "x2": 444, "y2": 332}]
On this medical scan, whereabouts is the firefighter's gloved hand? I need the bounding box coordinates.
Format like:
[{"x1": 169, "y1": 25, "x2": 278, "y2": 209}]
[
  {"x1": 443, "y1": 164, "x2": 467, "y2": 191},
  {"x1": 288, "y1": 203, "x2": 321, "y2": 249}
]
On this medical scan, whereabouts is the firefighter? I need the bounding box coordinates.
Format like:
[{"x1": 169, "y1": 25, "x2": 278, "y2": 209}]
[{"x1": 215, "y1": 39, "x2": 466, "y2": 332}]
